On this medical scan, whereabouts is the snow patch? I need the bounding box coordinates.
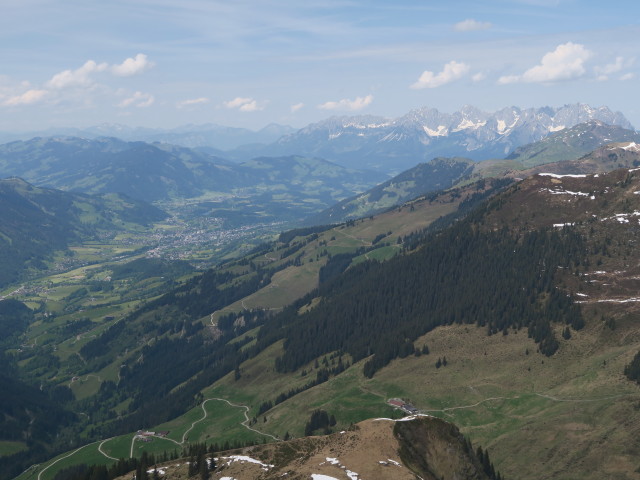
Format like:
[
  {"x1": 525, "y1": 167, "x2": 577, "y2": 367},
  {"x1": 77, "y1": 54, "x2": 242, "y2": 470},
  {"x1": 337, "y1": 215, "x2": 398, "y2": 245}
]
[
  {"x1": 423, "y1": 125, "x2": 448, "y2": 136},
  {"x1": 600, "y1": 211, "x2": 640, "y2": 223},
  {"x1": 549, "y1": 125, "x2": 566, "y2": 132},
  {"x1": 453, "y1": 119, "x2": 486, "y2": 131},
  {"x1": 538, "y1": 173, "x2": 587, "y2": 178},
  {"x1": 326, "y1": 457, "x2": 340, "y2": 465},
  {"x1": 622, "y1": 142, "x2": 640, "y2": 151},
  {"x1": 374, "y1": 413, "x2": 432, "y2": 422},
  {"x1": 312, "y1": 475, "x2": 340, "y2": 480},
  {"x1": 217, "y1": 455, "x2": 274, "y2": 471},
  {"x1": 553, "y1": 223, "x2": 575, "y2": 228},
  {"x1": 597, "y1": 298, "x2": 640, "y2": 303},
  {"x1": 576, "y1": 293, "x2": 588, "y2": 297},
  {"x1": 541, "y1": 188, "x2": 590, "y2": 197}
]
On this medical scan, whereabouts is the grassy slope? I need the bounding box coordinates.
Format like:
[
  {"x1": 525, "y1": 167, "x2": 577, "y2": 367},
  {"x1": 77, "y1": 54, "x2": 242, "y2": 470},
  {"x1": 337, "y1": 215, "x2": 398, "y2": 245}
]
[
  {"x1": 29, "y1": 172, "x2": 640, "y2": 480},
  {"x1": 15, "y1": 185, "x2": 473, "y2": 480}
]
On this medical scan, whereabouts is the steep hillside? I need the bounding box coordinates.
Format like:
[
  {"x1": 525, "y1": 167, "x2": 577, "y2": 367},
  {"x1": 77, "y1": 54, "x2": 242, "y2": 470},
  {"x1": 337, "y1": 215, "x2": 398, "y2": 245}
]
[
  {"x1": 15, "y1": 167, "x2": 640, "y2": 480},
  {"x1": 307, "y1": 157, "x2": 475, "y2": 224},
  {"x1": 0, "y1": 177, "x2": 166, "y2": 287}
]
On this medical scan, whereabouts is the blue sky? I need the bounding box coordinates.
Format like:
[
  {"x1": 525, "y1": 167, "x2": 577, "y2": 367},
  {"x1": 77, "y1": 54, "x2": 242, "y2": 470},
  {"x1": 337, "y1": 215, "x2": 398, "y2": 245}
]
[{"x1": 1, "y1": 0, "x2": 639, "y2": 131}]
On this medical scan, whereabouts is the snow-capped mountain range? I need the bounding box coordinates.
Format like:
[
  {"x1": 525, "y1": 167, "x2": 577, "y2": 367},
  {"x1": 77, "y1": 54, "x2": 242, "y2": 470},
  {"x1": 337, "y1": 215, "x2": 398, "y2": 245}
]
[
  {"x1": 250, "y1": 104, "x2": 632, "y2": 172},
  {"x1": 0, "y1": 103, "x2": 632, "y2": 174}
]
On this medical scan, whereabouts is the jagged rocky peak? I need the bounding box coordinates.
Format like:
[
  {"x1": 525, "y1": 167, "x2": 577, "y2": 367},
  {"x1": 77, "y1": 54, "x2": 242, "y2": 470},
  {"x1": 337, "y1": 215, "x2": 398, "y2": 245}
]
[{"x1": 549, "y1": 103, "x2": 633, "y2": 131}]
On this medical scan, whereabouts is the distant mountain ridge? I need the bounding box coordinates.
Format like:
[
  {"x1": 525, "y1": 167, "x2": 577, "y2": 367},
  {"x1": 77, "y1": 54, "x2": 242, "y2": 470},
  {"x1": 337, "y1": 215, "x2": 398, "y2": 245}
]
[
  {"x1": 0, "y1": 104, "x2": 631, "y2": 175},
  {"x1": 0, "y1": 123, "x2": 297, "y2": 151},
  {"x1": 311, "y1": 121, "x2": 640, "y2": 223},
  {"x1": 0, "y1": 136, "x2": 385, "y2": 223},
  {"x1": 226, "y1": 103, "x2": 633, "y2": 172}
]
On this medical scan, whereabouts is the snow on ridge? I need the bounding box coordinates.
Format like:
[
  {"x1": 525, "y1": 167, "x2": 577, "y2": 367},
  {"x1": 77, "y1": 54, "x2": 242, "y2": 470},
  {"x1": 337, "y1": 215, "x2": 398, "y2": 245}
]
[
  {"x1": 622, "y1": 142, "x2": 640, "y2": 151},
  {"x1": 608, "y1": 142, "x2": 640, "y2": 152},
  {"x1": 312, "y1": 475, "x2": 340, "y2": 480},
  {"x1": 548, "y1": 125, "x2": 566, "y2": 132},
  {"x1": 540, "y1": 188, "x2": 590, "y2": 197},
  {"x1": 538, "y1": 173, "x2": 587, "y2": 178},
  {"x1": 553, "y1": 223, "x2": 575, "y2": 228}
]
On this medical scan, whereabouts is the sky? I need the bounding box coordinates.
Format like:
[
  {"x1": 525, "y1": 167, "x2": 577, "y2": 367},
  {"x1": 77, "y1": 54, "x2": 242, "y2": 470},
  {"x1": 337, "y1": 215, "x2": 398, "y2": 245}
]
[{"x1": 1, "y1": 0, "x2": 639, "y2": 132}]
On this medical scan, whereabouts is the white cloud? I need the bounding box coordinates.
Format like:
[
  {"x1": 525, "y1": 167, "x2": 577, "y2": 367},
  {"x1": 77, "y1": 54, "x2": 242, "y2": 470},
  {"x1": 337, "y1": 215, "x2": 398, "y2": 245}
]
[
  {"x1": 118, "y1": 91, "x2": 155, "y2": 108},
  {"x1": 290, "y1": 102, "x2": 304, "y2": 112},
  {"x1": 498, "y1": 42, "x2": 592, "y2": 84},
  {"x1": 595, "y1": 56, "x2": 634, "y2": 81},
  {"x1": 411, "y1": 61, "x2": 470, "y2": 89},
  {"x1": 112, "y1": 54, "x2": 154, "y2": 77},
  {"x1": 318, "y1": 95, "x2": 373, "y2": 111},
  {"x1": 177, "y1": 97, "x2": 210, "y2": 108},
  {"x1": 454, "y1": 19, "x2": 492, "y2": 32},
  {"x1": 47, "y1": 60, "x2": 108, "y2": 89},
  {"x1": 3, "y1": 89, "x2": 48, "y2": 106},
  {"x1": 620, "y1": 72, "x2": 635, "y2": 81},
  {"x1": 472, "y1": 72, "x2": 486, "y2": 82},
  {"x1": 223, "y1": 97, "x2": 263, "y2": 112}
]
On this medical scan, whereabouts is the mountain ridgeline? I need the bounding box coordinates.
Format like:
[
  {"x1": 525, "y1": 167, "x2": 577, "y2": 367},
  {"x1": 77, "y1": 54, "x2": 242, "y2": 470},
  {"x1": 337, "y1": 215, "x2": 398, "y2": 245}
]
[
  {"x1": 311, "y1": 121, "x2": 640, "y2": 224},
  {"x1": 0, "y1": 137, "x2": 386, "y2": 200},
  {"x1": 3, "y1": 108, "x2": 640, "y2": 479},
  {"x1": 223, "y1": 103, "x2": 633, "y2": 171}
]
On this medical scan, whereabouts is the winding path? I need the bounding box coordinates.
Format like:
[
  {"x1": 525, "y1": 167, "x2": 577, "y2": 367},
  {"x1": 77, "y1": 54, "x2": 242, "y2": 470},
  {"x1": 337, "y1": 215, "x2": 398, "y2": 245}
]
[
  {"x1": 98, "y1": 438, "x2": 118, "y2": 461},
  {"x1": 180, "y1": 397, "x2": 279, "y2": 444},
  {"x1": 418, "y1": 390, "x2": 640, "y2": 416},
  {"x1": 37, "y1": 443, "x2": 97, "y2": 480}
]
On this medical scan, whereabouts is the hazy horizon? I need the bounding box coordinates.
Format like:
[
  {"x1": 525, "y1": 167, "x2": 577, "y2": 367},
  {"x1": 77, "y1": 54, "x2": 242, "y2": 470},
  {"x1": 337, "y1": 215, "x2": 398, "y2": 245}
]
[{"x1": 2, "y1": 1, "x2": 639, "y2": 131}]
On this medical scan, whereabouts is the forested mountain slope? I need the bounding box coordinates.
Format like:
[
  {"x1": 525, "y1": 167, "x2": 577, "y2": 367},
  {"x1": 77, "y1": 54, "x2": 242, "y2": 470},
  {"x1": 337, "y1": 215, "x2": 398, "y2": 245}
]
[
  {"x1": 12, "y1": 166, "x2": 640, "y2": 480},
  {"x1": 0, "y1": 177, "x2": 166, "y2": 287},
  {"x1": 0, "y1": 138, "x2": 385, "y2": 220}
]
